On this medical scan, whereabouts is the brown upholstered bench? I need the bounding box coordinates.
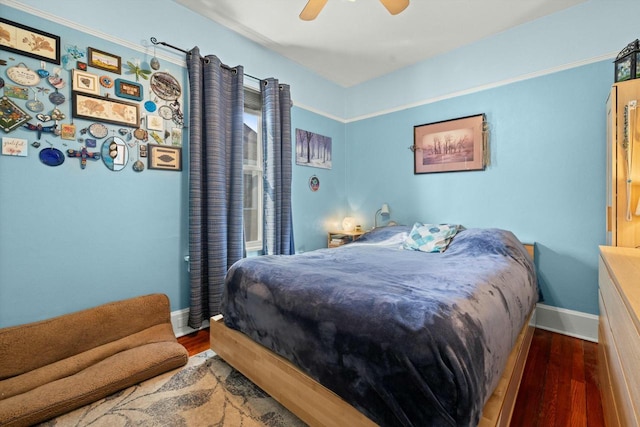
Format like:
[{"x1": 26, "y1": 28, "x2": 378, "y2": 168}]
[{"x1": 0, "y1": 293, "x2": 188, "y2": 427}]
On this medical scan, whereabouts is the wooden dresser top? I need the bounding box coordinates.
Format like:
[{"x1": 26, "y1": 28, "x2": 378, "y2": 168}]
[{"x1": 600, "y1": 246, "x2": 640, "y2": 323}]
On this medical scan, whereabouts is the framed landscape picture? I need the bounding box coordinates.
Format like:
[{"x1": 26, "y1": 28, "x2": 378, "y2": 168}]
[
  {"x1": 87, "y1": 47, "x2": 121, "y2": 74},
  {"x1": 413, "y1": 114, "x2": 486, "y2": 174}
]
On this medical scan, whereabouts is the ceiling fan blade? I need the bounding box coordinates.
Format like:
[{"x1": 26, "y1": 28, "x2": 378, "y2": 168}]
[
  {"x1": 380, "y1": 0, "x2": 409, "y2": 15},
  {"x1": 300, "y1": 0, "x2": 328, "y2": 21}
]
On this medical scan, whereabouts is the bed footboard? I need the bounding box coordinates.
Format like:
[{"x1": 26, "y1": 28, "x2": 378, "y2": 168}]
[{"x1": 210, "y1": 309, "x2": 535, "y2": 427}]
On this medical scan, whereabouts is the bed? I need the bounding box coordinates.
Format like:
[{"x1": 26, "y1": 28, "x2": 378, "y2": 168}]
[{"x1": 211, "y1": 225, "x2": 538, "y2": 426}]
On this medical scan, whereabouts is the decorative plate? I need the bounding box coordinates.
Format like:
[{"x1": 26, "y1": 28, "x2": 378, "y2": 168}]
[
  {"x1": 88, "y1": 123, "x2": 108, "y2": 139},
  {"x1": 6, "y1": 63, "x2": 41, "y2": 86},
  {"x1": 49, "y1": 90, "x2": 66, "y2": 105},
  {"x1": 39, "y1": 147, "x2": 65, "y2": 166},
  {"x1": 150, "y1": 72, "x2": 181, "y2": 101},
  {"x1": 99, "y1": 75, "x2": 114, "y2": 88}
]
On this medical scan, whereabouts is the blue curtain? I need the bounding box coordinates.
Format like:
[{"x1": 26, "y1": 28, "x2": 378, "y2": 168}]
[
  {"x1": 261, "y1": 79, "x2": 295, "y2": 255},
  {"x1": 186, "y1": 47, "x2": 245, "y2": 328}
]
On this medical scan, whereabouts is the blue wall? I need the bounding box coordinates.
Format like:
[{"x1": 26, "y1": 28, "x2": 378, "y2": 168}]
[
  {"x1": 1, "y1": 0, "x2": 637, "y2": 327},
  {"x1": 346, "y1": 61, "x2": 611, "y2": 314}
]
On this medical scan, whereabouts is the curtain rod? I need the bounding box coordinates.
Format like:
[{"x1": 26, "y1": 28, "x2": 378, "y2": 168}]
[{"x1": 150, "y1": 37, "x2": 261, "y2": 82}]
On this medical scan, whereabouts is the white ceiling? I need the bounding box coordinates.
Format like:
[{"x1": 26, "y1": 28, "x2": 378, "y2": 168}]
[{"x1": 174, "y1": 0, "x2": 586, "y2": 87}]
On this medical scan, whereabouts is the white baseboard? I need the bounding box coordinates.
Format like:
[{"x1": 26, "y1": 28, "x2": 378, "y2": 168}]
[
  {"x1": 172, "y1": 304, "x2": 599, "y2": 342},
  {"x1": 171, "y1": 308, "x2": 209, "y2": 338},
  {"x1": 535, "y1": 303, "x2": 598, "y2": 343}
]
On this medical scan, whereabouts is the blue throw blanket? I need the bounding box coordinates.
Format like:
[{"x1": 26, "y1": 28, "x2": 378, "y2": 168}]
[{"x1": 222, "y1": 227, "x2": 538, "y2": 426}]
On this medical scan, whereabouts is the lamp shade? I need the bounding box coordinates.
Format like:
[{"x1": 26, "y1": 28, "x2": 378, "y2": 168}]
[
  {"x1": 380, "y1": 203, "x2": 390, "y2": 215},
  {"x1": 342, "y1": 216, "x2": 356, "y2": 231}
]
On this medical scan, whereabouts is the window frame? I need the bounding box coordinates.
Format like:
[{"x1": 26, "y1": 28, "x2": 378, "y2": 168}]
[{"x1": 243, "y1": 99, "x2": 263, "y2": 253}]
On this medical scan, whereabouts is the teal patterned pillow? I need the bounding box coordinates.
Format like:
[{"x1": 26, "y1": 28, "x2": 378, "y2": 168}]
[{"x1": 402, "y1": 223, "x2": 460, "y2": 253}]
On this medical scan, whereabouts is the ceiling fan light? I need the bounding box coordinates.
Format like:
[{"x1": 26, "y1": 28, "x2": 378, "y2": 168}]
[
  {"x1": 380, "y1": 0, "x2": 410, "y2": 15},
  {"x1": 300, "y1": 0, "x2": 328, "y2": 21}
]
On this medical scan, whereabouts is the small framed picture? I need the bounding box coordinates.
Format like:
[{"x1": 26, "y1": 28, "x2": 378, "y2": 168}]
[
  {"x1": 147, "y1": 115, "x2": 164, "y2": 131},
  {"x1": 60, "y1": 123, "x2": 77, "y2": 140},
  {"x1": 170, "y1": 127, "x2": 182, "y2": 146},
  {"x1": 72, "y1": 69, "x2": 100, "y2": 95},
  {"x1": 87, "y1": 47, "x2": 121, "y2": 74},
  {"x1": 148, "y1": 144, "x2": 182, "y2": 171},
  {"x1": 115, "y1": 78, "x2": 143, "y2": 101}
]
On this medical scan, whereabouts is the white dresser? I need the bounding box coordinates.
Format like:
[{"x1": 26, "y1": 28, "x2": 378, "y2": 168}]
[{"x1": 598, "y1": 246, "x2": 640, "y2": 427}]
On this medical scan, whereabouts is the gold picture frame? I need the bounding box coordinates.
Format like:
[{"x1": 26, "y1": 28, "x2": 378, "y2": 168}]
[
  {"x1": 413, "y1": 114, "x2": 486, "y2": 174},
  {"x1": 148, "y1": 144, "x2": 182, "y2": 171},
  {"x1": 72, "y1": 92, "x2": 139, "y2": 127},
  {"x1": 0, "y1": 18, "x2": 60, "y2": 64}
]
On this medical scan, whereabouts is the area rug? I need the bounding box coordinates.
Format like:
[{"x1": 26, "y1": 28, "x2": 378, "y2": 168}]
[{"x1": 39, "y1": 350, "x2": 306, "y2": 427}]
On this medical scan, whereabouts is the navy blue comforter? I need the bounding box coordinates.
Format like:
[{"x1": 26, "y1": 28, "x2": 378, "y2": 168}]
[{"x1": 222, "y1": 227, "x2": 538, "y2": 426}]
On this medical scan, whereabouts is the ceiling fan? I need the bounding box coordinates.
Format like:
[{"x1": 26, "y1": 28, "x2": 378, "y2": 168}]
[{"x1": 300, "y1": 0, "x2": 410, "y2": 21}]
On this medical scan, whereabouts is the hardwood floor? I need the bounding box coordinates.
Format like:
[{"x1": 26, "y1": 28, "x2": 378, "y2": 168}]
[{"x1": 178, "y1": 327, "x2": 605, "y2": 426}]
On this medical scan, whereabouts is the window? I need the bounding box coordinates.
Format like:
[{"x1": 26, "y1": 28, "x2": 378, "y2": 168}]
[{"x1": 243, "y1": 89, "x2": 262, "y2": 252}]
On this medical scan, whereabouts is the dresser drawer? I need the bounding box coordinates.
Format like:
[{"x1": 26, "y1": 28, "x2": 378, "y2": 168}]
[{"x1": 599, "y1": 256, "x2": 640, "y2": 426}]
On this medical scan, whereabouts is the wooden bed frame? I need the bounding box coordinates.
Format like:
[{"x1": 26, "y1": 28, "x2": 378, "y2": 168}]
[{"x1": 210, "y1": 244, "x2": 536, "y2": 427}]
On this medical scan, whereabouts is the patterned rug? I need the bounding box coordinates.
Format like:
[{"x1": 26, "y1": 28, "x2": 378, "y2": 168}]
[{"x1": 39, "y1": 350, "x2": 306, "y2": 427}]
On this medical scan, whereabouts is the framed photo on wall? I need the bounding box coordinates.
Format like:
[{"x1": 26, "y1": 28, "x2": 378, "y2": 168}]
[
  {"x1": 0, "y1": 18, "x2": 61, "y2": 64},
  {"x1": 115, "y1": 78, "x2": 143, "y2": 101},
  {"x1": 148, "y1": 144, "x2": 182, "y2": 171},
  {"x1": 413, "y1": 114, "x2": 487, "y2": 174},
  {"x1": 87, "y1": 47, "x2": 121, "y2": 74},
  {"x1": 72, "y1": 92, "x2": 139, "y2": 127},
  {"x1": 72, "y1": 69, "x2": 100, "y2": 95}
]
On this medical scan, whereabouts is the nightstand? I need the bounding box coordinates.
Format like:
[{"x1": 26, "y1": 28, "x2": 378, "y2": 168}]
[{"x1": 327, "y1": 230, "x2": 365, "y2": 248}]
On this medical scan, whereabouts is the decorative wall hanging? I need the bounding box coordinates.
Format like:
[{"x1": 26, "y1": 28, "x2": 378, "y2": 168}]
[
  {"x1": 88, "y1": 122, "x2": 108, "y2": 139},
  {"x1": 25, "y1": 88, "x2": 45, "y2": 112},
  {"x1": 412, "y1": 113, "x2": 487, "y2": 174},
  {"x1": 100, "y1": 136, "x2": 129, "y2": 171},
  {"x1": 6, "y1": 63, "x2": 41, "y2": 86},
  {"x1": 47, "y1": 72, "x2": 65, "y2": 89},
  {"x1": 149, "y1": 72, "x2": 181, "y2": 100},
  {"x1": 87, "y1": 47, "x2": 121, "y2": 74},
  {"x1": 99, "y1": 75, "x2": 114, "y2": 88},
  {"x1": 147, "y1": 115, "x2": 163, "y2": 131},
  {"x1": 132, "y1": 142, "x2": 144, "y2": 172},
  {"x1": 125, "y1": 61, "x2": 151, "y2": 82},
  {"x1": 295, "y1": 128, "x2": 332, "y2": 169},
  {"x1": 72, "y1": 92, "x2": 139, "y2": 127},
  {"x1": 4, "y1": 85, "x2": 29, "y2": 100},
  {"x1": 1, "y1": 137, "x2": 28, "y2": 156},
  {"x1": 48, "y1": 89, "x2": 65, "y2": 105},
  {"x1": 170, "y1": 127, "x2": 182, "y2": 146},
  {"x1": 114, "y1": 78, "x2": 143, "y2": 101},
  {"x1": 72, "y1": 69, "x2": 100, "y2": 95},
  {"x1": 0, "y1": 96, "x2": 32, "y2": 133},
  {"x1": 23, "y1": 122, "x2": 58, "y2": 139},
  {"x1": 60, "y1": 123, "x2": 76, "y2": 140},
  {"x1": 0, "y1": 18, "x2": 61, "y2": 64},
  {"x1": 148, "y1": 144, "x2": 182, "y2": 171},
  {"x1": 66, "y1": 146, "x2": 100, "y2": 169},
  {"x1": 39, "y1": 144, "x2": 65, "y2": 166},
  {"x1": 308, "y1": 175, "x2": 320, "y2": 192}
]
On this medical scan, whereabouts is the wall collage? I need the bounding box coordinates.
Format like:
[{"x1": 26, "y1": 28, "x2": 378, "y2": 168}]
[{"x1": 0, "y1": 17, "x2": 185, "y2": 173}]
